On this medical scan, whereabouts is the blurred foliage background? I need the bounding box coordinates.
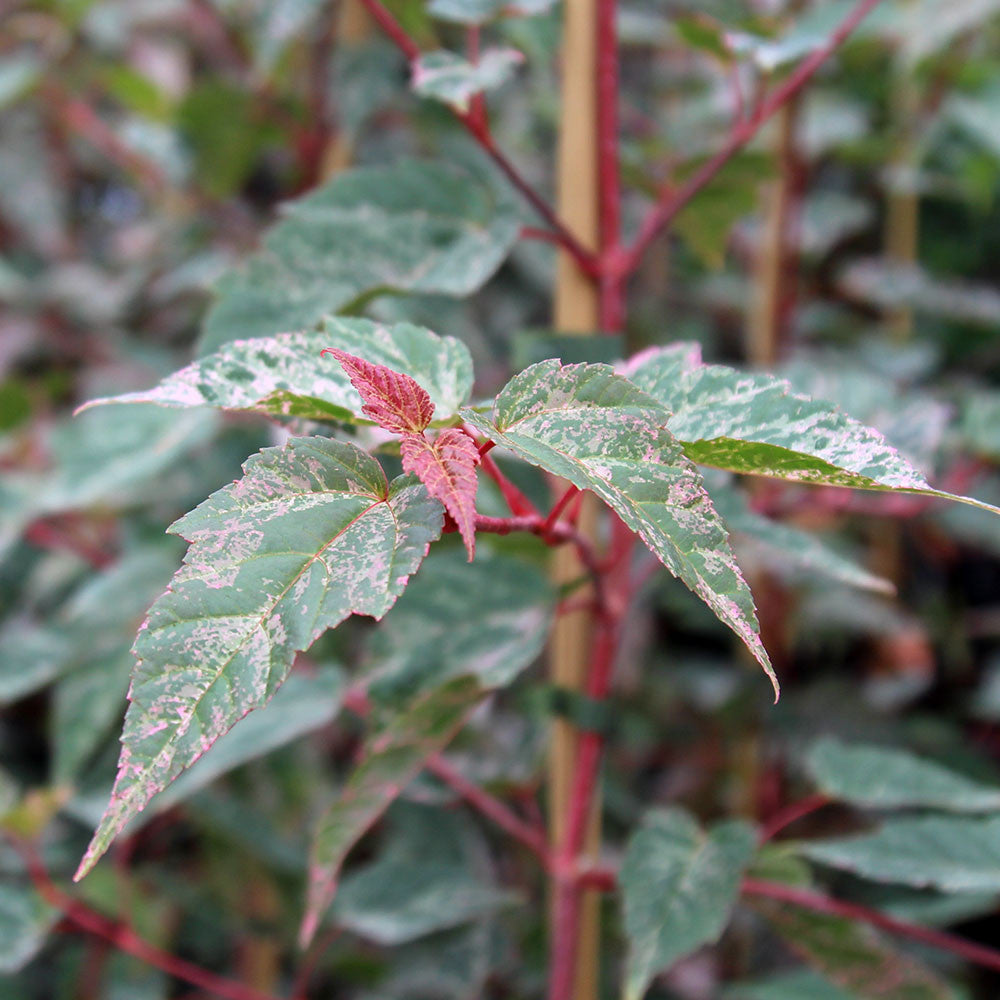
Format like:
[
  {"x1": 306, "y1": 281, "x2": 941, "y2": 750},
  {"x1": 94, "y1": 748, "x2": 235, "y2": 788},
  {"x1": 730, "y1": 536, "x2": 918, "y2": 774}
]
[{"x1": 5, "y1": 0, "x2": 1000, "y2": 997}]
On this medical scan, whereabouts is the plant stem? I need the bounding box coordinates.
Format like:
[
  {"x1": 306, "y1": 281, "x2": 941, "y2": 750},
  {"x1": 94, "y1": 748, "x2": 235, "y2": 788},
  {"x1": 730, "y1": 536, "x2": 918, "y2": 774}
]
[
  {"x1": 624, "y1": 0, "x2": 883, "y2": 273},
  {"x1": 743, "y1": 878, "x2": 1000, "y2": 974},
  {"x1": 758, "y1": 794, "x2": 831, "y2": 843},
  {"x1": 15, "y1": 839, "x2": 280, "y2": 1000},
  {"x1": 427, "y1": 754, "x2": 550, "y2": 859},
  {"x1": 355, "y1": 0, "x2": 599, "y2": 276}
]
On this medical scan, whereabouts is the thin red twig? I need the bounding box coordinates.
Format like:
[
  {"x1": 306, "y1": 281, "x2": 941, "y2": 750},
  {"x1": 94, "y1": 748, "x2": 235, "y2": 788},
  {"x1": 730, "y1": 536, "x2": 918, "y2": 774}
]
[
  {"x1": 743, "y1": 878, "x2": 1000, "y2": 974},
  {"x1": 428, "y1": 754, "x2": 550, "y2": 860},
  {"x1": 13, "y1": 839, "x2": 280, "y2": 1000},
  {"x1": 354, "y1": 0, "x2": 599, "y2": 277},
  {"x1": 624, "y1": 0, "x2": 883, "y2": 273},
  {"x1": 480, "y1": 450, "x2": 539, "y2": 517},
  {"x1": 759, "y1": 794, "x2": 831, "y2": 843},
  {"x1": 543, "y1": 485, "x2": 581, "y2": 533}
]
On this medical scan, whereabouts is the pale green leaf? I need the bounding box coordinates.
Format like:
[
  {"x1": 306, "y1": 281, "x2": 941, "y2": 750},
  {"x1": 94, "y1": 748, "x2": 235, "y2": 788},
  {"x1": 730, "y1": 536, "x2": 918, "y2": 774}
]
[
  {"x1": 750, "y1": 899, "x2": 956, "y2": 1000},
  {"x1": 79, "y1": 318, "x2": 474, "y2": 427},
  {"x1": 412, "y1": 49, "x2": 523, "y2": 112},
  {"x1": 74, "y1": 437, "x2": 442, "y2": 880},
  {"x1": 303, "y1": 675, "x2": 485, "y2": 945},
  {"x1": 427, "y1": 0, "x2": 557, "y2": 23},
  {"x1": 799, "y1": 815, "x2": 1000, "y2": 891},
  {"x1": 200, "y1": 160, "x2": 520, "y2": 354},
  {"x1": 621, "y1": 807, "x2": 756, "y2": 1000},
  {"x1": 462, "y1": 361, "x2": 775, "y2": 695},
  {"x1": 807, "y1": 738, "x2": 1000, "y2": 812},
  {"x1": 365, "y1": 547, "x2": 553, "y2": 705},
  {"x1": 0, "y1": 883, "x2": 57, "y2": 973},
  {"x1": 624, "y1": 345, "x2": 999, "y2": 514},
  {"x1": 725, "y1": 971, "x2": 858, "y2": 1000}
]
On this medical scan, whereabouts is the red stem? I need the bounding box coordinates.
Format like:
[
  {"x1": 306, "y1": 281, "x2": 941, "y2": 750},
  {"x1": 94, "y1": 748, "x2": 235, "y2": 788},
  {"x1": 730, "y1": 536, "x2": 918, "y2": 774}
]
[
  {"x1": 543, "y1": 485, "x2": 581, "y2": 533},
  {"x1": 427, "y1": 754, "x2": 550, "y2": 859},
  {"x1": 624, "y1": 0, "x2": 883, "y2": 273},
  {"x1": 743, "y1": 878, "x2": 1000, "y2": 974},
  {"x1": 355, "y1": 0, "x2": 599, "y2": 277},
  {"x1": 14, "y1": 840, "x2": 280, "y2": 1000},
  {"x1": 480, "y1": 449, "x2": 540, "y2": 517},
  {"x1": 759, "y1": 794, "x2": 831, "y2": 843}
]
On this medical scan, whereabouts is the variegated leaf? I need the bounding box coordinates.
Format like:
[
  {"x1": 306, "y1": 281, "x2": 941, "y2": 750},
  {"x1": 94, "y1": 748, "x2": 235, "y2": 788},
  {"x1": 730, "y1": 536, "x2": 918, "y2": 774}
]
[
  {"x1": 400, "y1": 430, "x2": 480, "y2": 560},
  {"x1": 462, "y1": 361, "x2": 775, "y2": 696},
  {"x1": 412, "y1": 48, "x2": 523, "y2": 112},
  {"x1": 74, "y1": 437, "x2": 443, "y2": 881},
  {"x1": 624, "y1": 344, "x2": 1000, "y2": 513},
  {"x1": 78, "y1": 318, "x2": 474, "y2": 427},
  {"x1": 323, "y1": 348, "x2": 435, "y2": 433},
  {"x1": 200, "y1": 160, "x2": 520, "y2": 353},
  {"x1": 302, "y1": 675, "x2": 484, "y2": 946}
]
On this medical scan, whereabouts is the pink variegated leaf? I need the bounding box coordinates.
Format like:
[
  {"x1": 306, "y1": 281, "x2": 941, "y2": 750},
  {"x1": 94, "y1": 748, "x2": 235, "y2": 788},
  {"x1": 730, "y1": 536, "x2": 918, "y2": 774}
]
[
  {"x1": 74, "y1": 437, "x2": 443, "y2": 881},
  {"x1": 401, "y1": 429, "x2": 480, "y2": 560},
  {"x1": 323, "y1": 348, "x2": 434, "y2": 434}
]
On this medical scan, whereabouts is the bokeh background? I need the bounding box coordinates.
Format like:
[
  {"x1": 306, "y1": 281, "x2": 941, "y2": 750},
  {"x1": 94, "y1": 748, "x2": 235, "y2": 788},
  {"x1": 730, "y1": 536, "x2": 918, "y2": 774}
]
[{"x1": 5, "y1": 1, "x2": 1000, "y2": 997}]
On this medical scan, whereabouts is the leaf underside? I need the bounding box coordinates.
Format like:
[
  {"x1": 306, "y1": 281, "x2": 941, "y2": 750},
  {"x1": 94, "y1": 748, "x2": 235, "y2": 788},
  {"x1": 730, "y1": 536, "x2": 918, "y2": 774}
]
[
  {"x1": 624, "y1": 343, "x2": 1000, "y2": 514},
  {"x1": 78, "y1": 318, "x2": 474, "y2": 427},
  {"x1": 462, "y1": 360, "x2": 776, "y2": 696},
  {"x1": 75, "y1": 436, "x2": 443, "y2": 880}
]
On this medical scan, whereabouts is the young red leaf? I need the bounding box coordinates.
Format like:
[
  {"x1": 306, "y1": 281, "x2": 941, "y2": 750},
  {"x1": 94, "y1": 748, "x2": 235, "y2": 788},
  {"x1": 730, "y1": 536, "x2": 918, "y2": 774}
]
[
  {"x1": 400, "y1": 428, "x2": 480, "y2": 560},
  {"x1": 322, "y1": 348, "x2": 434, "y2": 433}
]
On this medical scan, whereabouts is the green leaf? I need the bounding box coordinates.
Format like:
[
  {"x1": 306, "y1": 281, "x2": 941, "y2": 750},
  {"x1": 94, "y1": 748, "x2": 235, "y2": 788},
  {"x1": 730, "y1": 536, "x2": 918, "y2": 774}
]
[
  {"x1": 798, "y1": 815, "x2": 1000, "y2": 892},
  {"x1": 624, "y1": 345, "x2": 1000, "y2": 514},
  {"x1": 806, "y1": 738, "x2": 1000, "y2": 812},
  {"x1": 427, "y1": 0, "x2": 557, "y2": 23},
  {"x1": 365, "y1": 547, "x2": 553, "y2": 706},
  {"x1": 750, "y1": 899, "x2": 956, "y2": 1000},
  {"x1": 79, "y1": 318, "x2": 474, "y2": 427},
  {"x1": 68, "y1": 667, "x2": 345, "y2": 833},
  {"x1": 303, "y1": 675, "x2": 485, "y2": 946},
  {"x1": 621, "y1": 807, "x2": 756, "y2": 1000},
  {"x1": 200, "y1": 160, "x2": 520, "y2": 354},
  {"x1": 412, "y1": 49, "x2": 523, "y2": 112},
  {"x1": 463, "y1": 361, "x2": 775, "y2": 696},
  {"x1": 334, "y1": 802, "x2": 518, "y2": 945},
  {"x1": 74, "y1": 437, "x2": 442, "y2": 881},
  {"x1": 724, "y1": 970, "x2": 859, "y2": 1000},
  {"x1": 0, "y1": 884, "x2": 57, "y2": 973},
  {"x1": 713, "y1": 485, "x2": 895, "y2": 595}
]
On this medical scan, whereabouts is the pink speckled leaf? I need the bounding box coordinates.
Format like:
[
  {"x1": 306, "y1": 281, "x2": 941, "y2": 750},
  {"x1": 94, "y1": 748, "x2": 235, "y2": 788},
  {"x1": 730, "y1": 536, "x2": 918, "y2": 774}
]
[
  {"x1": 462, "y1": 361, "x2": 776, "y2": 698},
  {"x1": 400, "y1": 429, "x2": 480, "y2": 560},
  {"x1": 323, "y1": 349, "x2": 434, "y2": 434},
  {"x1": 301, "y1": 674, "x2": 483, "y2": 946},
  {"x1": 74, "y1": 436, "x2": 443, "y2": 881}
]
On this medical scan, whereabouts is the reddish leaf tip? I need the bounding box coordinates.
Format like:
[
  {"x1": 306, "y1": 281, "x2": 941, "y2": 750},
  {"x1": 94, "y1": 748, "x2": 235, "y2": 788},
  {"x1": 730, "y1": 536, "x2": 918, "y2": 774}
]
[{"x1": 323, "y1": 348, "x2": 435, "y2": 434}]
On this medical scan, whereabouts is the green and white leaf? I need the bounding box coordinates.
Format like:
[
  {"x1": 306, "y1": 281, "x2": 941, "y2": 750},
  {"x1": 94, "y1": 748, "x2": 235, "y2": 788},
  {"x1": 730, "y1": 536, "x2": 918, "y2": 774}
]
[
  {"x1": 621, "y1": 807, "x2": 756, "y2": 1000},
  {"x1": 75, "y1": 436, "x2": 442, "y2": 880},
  {"x1": 712, "y1": 485, "x2": 894, "y2": 595},
  {"x1": 365, "y1": 547, "x2": 553, "y2": 706},
  {"x1": 0, "y1": 884, "x2": 57, "y2": 973},
  {"x1": 799, "y1": 814, "x2": 1000, "y2": 891},
  {"x1": 412, "y1": 49, "x2": 523, "y2": 112},
  {"x1": 624, "y1": 344, "x2": 1000, "y2": 513},
  {"x1": 200, "y1": 160, "x2": 520, "y2": 354},
  {"x1": 79, "y1": 318, "x2": 474, "y2": 427},
  {"x1": 463, "y1": 361, "x2": 775, "y2": 695},
  {"x1": 750, "y1": 898, "x2": 956, "y2": 1000},
  {"x1": 427, "y1": 0, "x2": 557, "y2": 24},
  {"x1": 303, "y1": 675, "x2": 485, "y2": 945},
  {"x1": 806, "y1": 738, "x2": 1000, "y2": 812},
  {"x1": 724, "y1": 970, "x2": 858, "y2": 1000}
]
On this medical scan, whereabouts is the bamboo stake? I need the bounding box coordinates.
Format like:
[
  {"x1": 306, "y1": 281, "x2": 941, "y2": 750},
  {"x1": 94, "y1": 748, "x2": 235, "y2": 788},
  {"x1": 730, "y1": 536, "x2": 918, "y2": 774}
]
[{"x1": 549, "y1": 1, "x2": 602, "y2": 997}]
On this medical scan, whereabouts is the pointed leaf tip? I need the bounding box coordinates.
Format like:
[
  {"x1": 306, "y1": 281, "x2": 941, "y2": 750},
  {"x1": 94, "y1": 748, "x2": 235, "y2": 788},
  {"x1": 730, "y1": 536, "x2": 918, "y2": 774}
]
[
  {"x1": 322, "y1": 348, "x2": 435, "y2": 434},
  {"x1": 401, "y1": 429, "x2": 480, "y2": 561}
]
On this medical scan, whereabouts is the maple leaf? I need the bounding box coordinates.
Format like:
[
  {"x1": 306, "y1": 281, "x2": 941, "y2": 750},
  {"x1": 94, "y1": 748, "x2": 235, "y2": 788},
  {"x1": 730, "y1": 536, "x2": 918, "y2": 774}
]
[
  {"x1": 322, "y1": 348, "x2": 434, "y2": 433},
  {"x1": 401, "y1": 429, "x2": 480, "y2": 560}
]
